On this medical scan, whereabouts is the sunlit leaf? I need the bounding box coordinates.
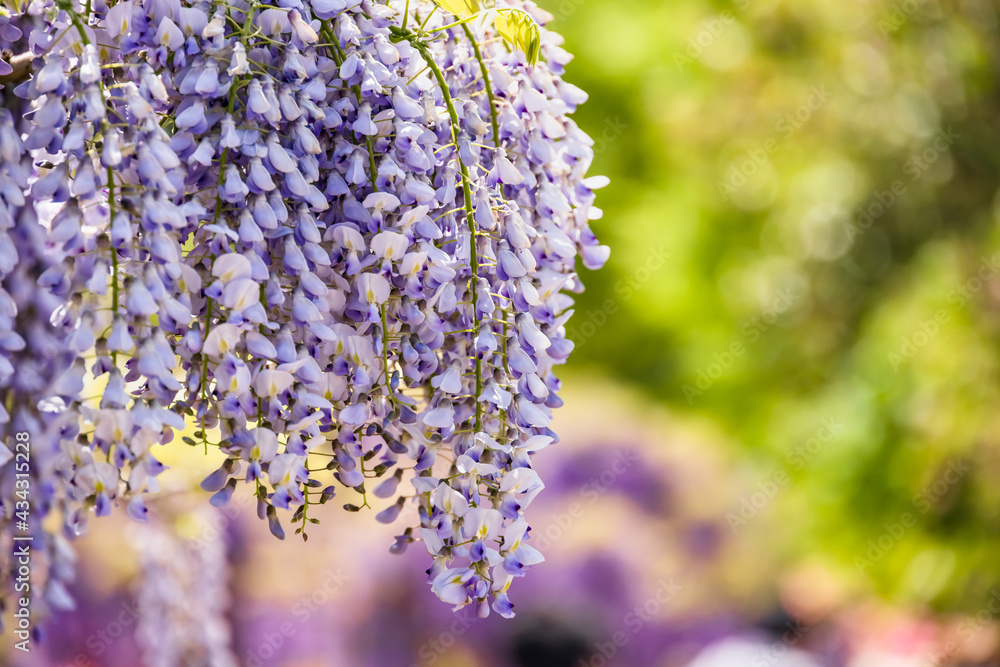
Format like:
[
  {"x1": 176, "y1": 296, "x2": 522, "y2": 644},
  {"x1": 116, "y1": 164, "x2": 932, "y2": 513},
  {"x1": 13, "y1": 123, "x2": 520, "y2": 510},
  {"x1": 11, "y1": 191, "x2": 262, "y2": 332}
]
[
  {"x1": 493, "y1": 9, "x2": 541, "y2": 66},
  {"x1": 433, "y1": 0, "x2": 480, "y2": 18}
]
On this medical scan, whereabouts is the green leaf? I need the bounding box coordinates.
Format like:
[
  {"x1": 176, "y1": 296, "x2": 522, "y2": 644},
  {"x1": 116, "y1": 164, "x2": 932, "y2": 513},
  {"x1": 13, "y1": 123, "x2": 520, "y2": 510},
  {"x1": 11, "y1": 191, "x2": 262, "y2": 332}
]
[
  {"x1": 493, "y1": 9, "x2": 541, "y2": 66},
  {"x1": 433, "y1": 0, "x2": 480, "y2": 18}
]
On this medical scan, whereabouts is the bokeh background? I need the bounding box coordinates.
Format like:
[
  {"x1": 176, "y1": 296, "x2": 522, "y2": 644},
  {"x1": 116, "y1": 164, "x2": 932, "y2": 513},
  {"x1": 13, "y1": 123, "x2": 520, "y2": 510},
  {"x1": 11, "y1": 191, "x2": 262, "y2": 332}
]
[{"x1": 21, "y1": 0, "x2": 1000, "y2": 664}]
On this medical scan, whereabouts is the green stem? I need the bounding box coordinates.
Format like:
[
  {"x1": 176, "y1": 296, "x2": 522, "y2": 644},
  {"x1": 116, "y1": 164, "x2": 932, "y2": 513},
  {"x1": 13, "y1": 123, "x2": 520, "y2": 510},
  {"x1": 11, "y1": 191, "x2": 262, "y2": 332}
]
[
  {"x1": 321, "y1": 21, "x2": 394, "y2": 409},
  {"x1": 212, "y1": 9, "x2": 256, "y2": 226},
  {"x1": 200, "y1": 254, "x2": 216, "y2": 456},
  {"x1": 428, "y1": 14, "x2": 480, "y2": 34},
  {"x1": 462, "y1": 24, "x2": 501, "y2": 146},
  {"x1": 380, "y1": 303, "x2": 397, "y2": 407},
  {"x1": 321, "y1": 22, "x2": 379, "y2": 193},
  {"x1": 63, "y1": 7, "x2": 91, "y2": 46},
  {"x1": 64, "y1": 7, "x2": 128, "y2": 378},
  {"x1": 200, "y1": 5, "x2": 259, "y2": 456},
  {"x1": 418, "y1": 6, "x2": 439, "y2": 32},
  {"x1": 359, "y1": 458, "x2": 371, "y2": 509},
  {"x1": 300, "y1": 489, "x2": 311, "y2": 540},
  {"x1": 417, "y1": 44, "x2": 483, "y2": 433},
  {"x1": 429, "y1": 7, "x2": 517, "y2": 34},
  {"x1": 107, "y1": 163, "x2": 118, "y2": 367},
  {"x1": 461, "y1": 25, "x2": 511, "y2": 441}
]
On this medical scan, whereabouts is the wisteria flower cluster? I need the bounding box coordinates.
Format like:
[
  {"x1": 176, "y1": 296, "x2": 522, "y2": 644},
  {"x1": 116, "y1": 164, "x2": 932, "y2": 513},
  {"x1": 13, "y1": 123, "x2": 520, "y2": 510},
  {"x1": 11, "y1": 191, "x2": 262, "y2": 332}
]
[
  {"x1": 134, "y1": 515, "x2": 236, "y2": 666},
  {"x1": 0, "y1": 0, "x2": 607, "y2": 625}
]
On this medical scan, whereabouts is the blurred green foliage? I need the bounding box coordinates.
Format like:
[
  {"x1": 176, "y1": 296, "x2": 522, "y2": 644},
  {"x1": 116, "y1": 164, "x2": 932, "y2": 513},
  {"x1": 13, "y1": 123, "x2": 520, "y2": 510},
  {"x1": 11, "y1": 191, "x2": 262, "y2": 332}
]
[{"x1": 554, "y1": 0, "x2": 1000, "y2": 611}]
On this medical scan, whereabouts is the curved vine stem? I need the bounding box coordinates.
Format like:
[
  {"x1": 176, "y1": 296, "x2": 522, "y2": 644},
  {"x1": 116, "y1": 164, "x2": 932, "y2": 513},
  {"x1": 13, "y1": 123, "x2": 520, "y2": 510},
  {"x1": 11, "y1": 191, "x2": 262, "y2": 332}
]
[
  {"x1": 410, "y1": 37, "x2": 484, "y2": 434},
  {"x1": 462, "y1": 24, "x2": 512, "y2": 444}
]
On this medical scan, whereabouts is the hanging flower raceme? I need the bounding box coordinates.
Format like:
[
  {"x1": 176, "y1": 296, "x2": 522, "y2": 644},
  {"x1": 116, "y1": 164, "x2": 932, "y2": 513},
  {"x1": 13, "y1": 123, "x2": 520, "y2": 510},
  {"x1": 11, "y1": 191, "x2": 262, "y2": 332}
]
[
  {"x1": 134, "y1": 515, "x2": 237, "y2": 666},
  {"x1": 0, "y1": 0, "x2": 608, "y2": 623}
]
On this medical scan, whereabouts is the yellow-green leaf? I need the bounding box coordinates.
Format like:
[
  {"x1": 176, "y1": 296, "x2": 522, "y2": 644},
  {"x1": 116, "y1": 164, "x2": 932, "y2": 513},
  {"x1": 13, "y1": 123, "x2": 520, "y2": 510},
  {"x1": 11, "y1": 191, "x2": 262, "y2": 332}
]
[
  {"x1": 433, "y1": 0, "x2": 480, "y2": 18},
  {"x1": 493, "y1": 9, "x2": 541, "y2": 66}
]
